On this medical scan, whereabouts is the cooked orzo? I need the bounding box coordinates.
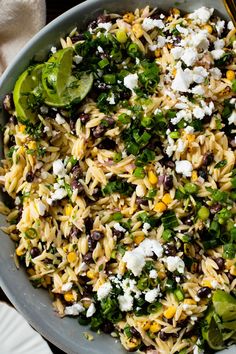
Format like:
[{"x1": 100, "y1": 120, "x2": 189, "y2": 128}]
[{"x1": 1, "y1": 5, "x2": 236, "y2": 354}]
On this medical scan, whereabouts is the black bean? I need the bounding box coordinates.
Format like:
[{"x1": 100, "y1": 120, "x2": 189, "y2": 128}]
[
  {"x1": 130, "y1": 326, "x2": 141, "y2": 338},
  {"x1": 165, "y1": 161, "x2": 175, "y2": 169},
  {"x1": 88, "y1": 20, "x2": 97, "y2": 30},
  {"x1": 202, "y1": 153, "x2": 214, "y2": 166},
  {"x1": 7, "y1": 135, "x2": 15, "y2": 148},
  {"x1": 150, "y1": 9, "x2": 166, "y2": 19},
  {"x1": 47, "y1": 108, "x2": 57, "y2": 118},
  {"x1": 159, "y1": 331, "x2": 170, "y2": 341},
  {"x1": 101, "y1": 321, "x2": 114, "y2": 334},
  {"x1": 103, "y1": 116, "x2": 115, "y2": 128},
  {"x1": 97, "y1": 14, "x2": 111, "y2": 23},
  {"x1": 92, "y1": 187, "x2": 102, "y2": 201},
  {"x1": 167, "y1": 122, "x2": 175, "y2": 131},
  {"x1": 214, "y1": 257, "x2": 225, "y2": 271},
  {"x1": 164, "y1": 175, "x2": 173, "y2": 190},
  {"x1": 3, "y1": 93, "x2": 14, "y2": 113},
  {"x1": 197, "y1": 287, "x2": 211, "y2": 298},
  {"x1": 136, "y1": 197, "x2": 149, "y2": 206},
  {"x1": 210, "y1": 203, "x2": 222, "y2": 214},
  {"x1": 84, "y1": 217, "x2": 93, "y2": 233},
  {"x1": 227, "y1": 272, "x2": 235, "y2": 282},
  {"x1": 120, "y1": 90, "x2": 132, "y2": 100},
  {"x1": 164, "y1": 244, "x2": 177, "y2": 256},
  {"x1": 88, "y1": 236, "x2": 97, "y2": 250},
  {"x1": 113, "y1": 228, "x2": 125, "y2": 241},
  {"x1": 71, "y1": 179, "x2": 84, "y2": 193},
  {"x1": 9, "y1": 116, "x2": 17, "y2": 125},
  {"x1": 26, "y1": 172, "x2": 34, "y2": 183},
  {"x1": 71, "y1": 165, "x2": 83, "y2": 179},
  {"x1": 30, "y1": 247, "x2": 40, "y2": 258},
  {"x1": 97, "y1": 138, "x2": 116, "y2": 150},
  {"x1": 91, "y1": 230, "x2": 104, "y2": 241},
  {"x1": 70, "y1": 226, "x2": 81, "y2": 238},
  {"x1": 92, "y1": 125, "x2": 106, "y2": 138},
  {"x1": 79, "y1": 113, "x2": 90, "y2": 124},
  {"x1": 83, "y1": 252, "x2": 93, "y2": 264},
  {"x1": 71, "y1": 34, "x2": 85, "y2": 43},
  {"x1": 183, "y1": 218, "x2": 193, "y2": 226},
  {"x1": 198, "y1": 169, "x2": 207, "y2": 180},
  {"x1": 69, "y1": 120, "x2": 76, "y2": 134}
]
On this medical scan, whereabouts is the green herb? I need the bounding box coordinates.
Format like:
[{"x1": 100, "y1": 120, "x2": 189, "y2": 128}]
[
  {"x1": 232, "y1": 80, "x2": 236, "y2": 93},
  {"x1": 215, "y1": 52, "x2": 234, "y2": 68},
  {"x1": 25, "y1": 228, "x2": 38, "y2": 239},
  {"x1": 161, "y1": 211, "x2": 178, "y2": 229},
  {"x1": 102, "y1": 179, "x2": 134, "y2": 196},
  {"x1": 127, "y1": 43, "x2": 142, "y2": 59},
  {"x1": 184, "y1": 182, "x2": 199, "y2": 195},
  {"x1": 169, "y1": 131, "x2": 180, "y2": 139},
  {"x1": 25, "y1": 122, "x2": 43, "y2": 140},
  {"x1": 78, "y1": 315, "x2": 91, "y2": 326},
  {"x1": 113, "y1": 212, "x2": 123, "y2": 221},
  {"x1": 141, "y1": 116, "x2": 152, "y2": 127},
  {"x1": 118, "y1": 113, "x2": 131, "y2": 124},
  {"x1": 147, "y1": 302, "x2": 162, "y2": 314},
  {"x1": 64, "y1": 183, "x2": 72, "y2": 198},
  {"x1": 215, "y1": 160, "x2": 227, "y2": 169},
  {"x1": 162, "y1": 229, "x2": 174, "y2": 242},
  {"x1": 175, "y1": 188, "x2": 186, "y2": 200},
  {"x1": 133, "y1": 167, "x2": 145, "y2": 178},
  {"x1": 67, "y1": 156, "x2": 78, "y2": 168},
  {"x1": 174, "y1": 288, "x2": 185, "y2": 301},
  {"x1": 146, "y1": 188, "x2": 157, "y2": 199},
  {"x1": 215, "y1": 118, "x2": 222, "y2": 130},
  {"x1": 222, "y1": 100, "x2": 234, "y2": 120},
  {"x1": 207, "y1": 188, "x2": 228, "y2": 203},
  {"x1": 223, "y1": 243, "x2": 236, "y2": 259},
  {"x1": 137, "y1": 277, "x2": 149, "y2": 291},
  {"x1": 113, "y1": 152, "x2": 122, "y2": 162},
  {"x1": 138, "y1": 60, "x2": 160, "y2": 94},
  {"x1": 135, "y1": 149, "x2": 155, "y2": 166},
  {"x1": 216, "y1": 208, "x2": 232, "y2": 225},
  {"x1": 7, "y1": 146, "x2": 17, "y2": 158},
  {"x1": 123, "y1": 325, "x2": 132, "y2": 338},
  {"x1": 191, "y1": 119, "x2": 203, "y2": 131},
  {"x1": 98, "y1": 58, "x2": 109, "y2": 69},
  {"x1": 103, "y1": 74, "x2": 116, "y2": 85},
  {"x1": 198, "y1": 206, "x2": 210, "y2": 221},
  {"x1": 117, "y1": 244, "x2": 126, "y2": 256},
  {"x1": 231, "y1": 177, "x2": 236, "y2": 189}
]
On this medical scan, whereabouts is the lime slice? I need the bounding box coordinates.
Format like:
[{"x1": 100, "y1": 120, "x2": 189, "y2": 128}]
[
  {"x1": 42, "y1": 47, "x2": 73, "y2": 99},
  {"x1": 44, "y1": 72, "x2": 93, "y2": 107},
  {"x1": 13, "y1": 64, "x2": 44, "y2": 123},
  {"x1": 213, "y1": 290, "x2": 236, "y2": 322},
  {"x1": 202, "y1": 309, "x2": 225, "y2": 350}
]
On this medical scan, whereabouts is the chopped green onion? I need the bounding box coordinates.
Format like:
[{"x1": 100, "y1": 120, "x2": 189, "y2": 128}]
[
  {"x1": 198, "y1": 206, "x2": 210, "y2": 221},
  {"x1": 98, "y1": 58, "x2": 109, "y2": 69},
  {"x1": 231, "y1": 177, "x2": 236, "y2": 189},
  {"x1": 113, "y1": 212, "x2": 123, "y2": 221},
  {"x1": 133, "y1": 167, "x2": 145, "y2": 179},
  {"x1": 103, "y1": 74, "x2": 116, "y2": 84},
  {"x1": 162, "y1": 229, "x2": 174, "y2": 242},
  {"x1": 25, "y1": 228, "x2": 38, "y2": 239},
  {"x1": 128, "y1": 43, "x2": 141, "y2": 58},
  {"x1": 118, "y1": 113, "x2": 131, "y2": 124},
  {"x1": 214, "y1": 160, "x2": 227, "y2": 169},
  {"x1": 223, "y1": 243, "x2": 236, "y2": 259},
  {"x1": 184, "y1": 182, "x2": 199, "y2": 195},
  {"x1": 141, "y1": 116, "x2": 152, "y2": 127},
  {"x1": 147, "y1": 188, "x2": 157, "y2": 199},
  {"x1": 232, "y1": 79, "x2": 236, "y2": 93},
  {"x1": 135, "y1": 149, "x2": 155, "y2": 166},
  {"x1": 174, "y1": 288, "x2": 185, "y2": 301},
  {"x1": 116, "y1": 29, "x2": 128, "y2": 43},
  {"x1": 161, "y1": 211, "x2": 178, "y2": 229},
  {"x1": 113, "y1": 152, "x2": 122, "y2": 162},
  {"x1": 147, "y1": 302, "x2": 162, "y2": 314},
  {"x1": 123, "y1": 325, "x2": 132, "y2": 338},
  {"x1": 169, "y1": 131, "x2": 180, "y2": 139}
]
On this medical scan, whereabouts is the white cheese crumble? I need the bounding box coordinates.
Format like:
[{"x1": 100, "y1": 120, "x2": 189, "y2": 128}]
[
  {"x1": 97, "y1": 282, "x2": 112, "y2": 301},
  {"x1": 149, "y1": 269, "x2": 158, "y2": 279},
  {"x1": 181, "y1": 48, "x2": 198, "y2": 67},
  {"x1": 73, "y1": 55, "x2": 83, "y2": 64},
  {"x1": 107, "y1": 92, "x2": 115, "y2": 105},
  {"x1": 171, "y1": 47, "x2": 185, "y2": 60},
  {"x1": 211, "y1": 49, "x2": 225, "y2": 60},
  {"x1": 55, "y1": 113, "x2": 66, "y2": 125},
  {"x1": 165, "y1": 256, "x2": 185, "y2": 273},
  {"x1": 61, "y1": 282, "x2": 73, "y2": 292},
  {"x1": 228, "y1": 110, "x2": 236, "y2": 125},
  {"x1": 51, "y1": 46, "x2": 57, "y2": 54},
  {"x1": 118, "y1": 293, "x2": 133, "y2": 311},
  {"x1": 142, "y1": 222, "x2": 151, "y2": 235},
  {"x1": 97, "y1": 22, "x2": 112, "y2": 32},
  {"x1": 215, "y1": 20, "x2": 225, "y2": 36},
  {"x1": 175, "y1": 160, "x2": 193, "y2": 177},
  {"x1": 189, "y1": 7, "x2": 214, "y2": 24},
  {"x1": 190, "y1": 31, "x2": 209, "y2": 52},
  {"x1": 36, "y1": 200, "x2": 47, "y2": 216},
  {"x1": 145, "y1": 288, "x2": 159, "y2": 303},
  {"x1": 191, "y1": 85, "x2": 204, "y2": 95},
  {"x1": 142, "y1": 17, "x2": 164, "y2": 31},
  {"x1": 184, "y1": 125, "x2": 194, "y2": 134},
  {"x1": 86, "y1": 303, "x2": 96, "y2": 317},
  {"x1": 40, "y1": 106, "x2": 49, "y2": 114},
  {"x1": 15, "y1": 196, "x2": 21, "y2": 206},
  {"x1": 53, "y1": 159, "x2": 66, "y2": 177},
  {"x1": 123, "y1": 73, "x2": 138, "y2": 91},
  {"x1": 171, "y1": 66, "x2": 192, "y2": 92},
  {"x1": 136, "y1": 184, "x2": 145, "y2": 197},
  {"x1": 114, "y1": 223, "x2": 126, "y2": 233},
  {"x1": 193, "y1": 106, "x2": 205, "y2": 120},
  {"x1": 210, "y1": 67, "x2": 222, "y2": 80},
  {"x1": 214, "y1": 38, "x2": 225, "y2": 50},
  {"x1": 64, "y1": 303, "x2": 84, "y2": 316}
]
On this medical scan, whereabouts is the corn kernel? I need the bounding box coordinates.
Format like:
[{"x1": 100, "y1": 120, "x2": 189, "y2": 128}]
[
  {"x1": 63, "y1": 245, "x2": 69, "y2": 252},
  {"x1": 154, "y1": 201, "x2": 167, "y2": 213},
  {"x1": 154, "y1": 49, "x2": 161, "y2": 58},
  {"x1": 149, "y1": 321, "x2": 161, "y2": 333},
  {"x1": 164, "y1": 306, "x2": 176, "y2": 319},
  {"x1": 230, "y1": 265, "x2": 236, "y2": 276},
  {"x1": 186, "y1": 134, "x2": 195, "y2": 142},
  {"x1": 191, "y1": 170, "x2": 198, "y2": 182},
  {"x1": 148, "y1": 170, "x2": 158, "y2": 185},
  {"x1": 141, "y1": 320, "x2": 151, "y2": 331},
  {"x1": 227, "y1": 70, "x2": 235, "y2": 81},
  {"x1": 167, "y1": 43, "x2": 173, "y2": 50},
  {"x1": 172, "y1": 68, "x2": 177, "y2": 77},
  {"x1": 16, "y1": 247, "x2": 24, "y2": 256},
  {"x1": 65, "y1": 204, "x2": 73, "y2": 216},
  {"x1": 19, "y1": 124, "x2": 26, "y2": 132},
  {"x1": 203, "y1": 24, "x2": 213, "y2": 34},
  {"x1": 158, "y1": 271, "x2": 166, "y2": 280},
  {"x1": 67, "y1": 251, "x2": 77, "y2": 263},
  {"x1": 184, "y1": 299, "x2": 196, "y2": 305},
  {"x1": 134, "y1": 234, "x2": 145, "y2": 245},
  {"x1": 202, "y1": 279, "x2": 212, "y2": 288},
  {"x1": 28, "y1": 141, "x2": 37, "y2": 150},
  {"x1": 64, "y1": 292, "x2": 74, "y2": 302},
  {"x1": 123, "y1": 12, "x2": 135, "y2": 23},
  {"x1": 86, "y1": 269, "x2": 97, "y2": 279},
  {"x1": 132, "y1": 23, "x2": 144, "y2": 39},
  {"x1": 162, "y1": 193, "x2": 172, "y2": 205}
]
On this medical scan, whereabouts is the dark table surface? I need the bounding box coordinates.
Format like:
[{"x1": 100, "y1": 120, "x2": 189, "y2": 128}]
[{"x1": 0, "y1": 3, "x2": 86, "y2": 354}]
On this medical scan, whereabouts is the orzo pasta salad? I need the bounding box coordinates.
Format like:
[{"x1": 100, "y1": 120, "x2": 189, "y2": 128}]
[{"x1": 1, "y1": 5, "x2": 236, "y2": 354}]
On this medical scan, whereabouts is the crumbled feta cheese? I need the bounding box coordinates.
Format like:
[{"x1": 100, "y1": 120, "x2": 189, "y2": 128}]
[
  {"x1": 182, "y1": 48, "x2": 198, "y2": 67},
  {"x1": 136, "y1": 184, "x2": 145, "y2": 197},
  {"x1": 149, "y1": 269, "x2": 158, "y2": 279},
  {"x1": 175, "y1": 160, "x2": 193, "y2": 177},
  {"x1": 193, "y1": 106, "x2": 205, "y2": 120},
  {"x1": 51, "y1": 188, "x2": 67, "y2": 201},
  {"x1": 156, "y1": 35, "x2": 166, "y2": 48},
  {"x1": 176, "y1": 138, "x2": 185, "y2": 153},
  {"x1": 97, "y1": 22, "x2": 112, "y2": 32},
  {"x1": 215, "y1": 20, "x2": 225, "y2": 36},
  {"x1": 228, "y1": 110, "x2": 236, "y2": 125},
  {"x1": 61, "y1": 282, "x2": 73, "y2": 292},
  {"x1": 210, "y1": 67, "x2": 222, "y2": 80},
  {"x1": 51, "y1": 46, "x2": 57, "y2": 53},
  {"x1": 97, "y1": 46, "x2": 104, "y2": 53},
  {"x1": 64, "y1": 303, "x2": 84, "y2": 316},
  {"x1": 191, "y1": 85, "x2": 204, "y2": 95},
  {"x1": 40, "y1": 106, "x2": 49, "y2": 114},
  {"x1": 86, "y1": 303, "x2": 96, "y2": 317},
  {"x1": 142, "y1": 222, "x2": 151, "y2": 235},
  {"x1": 36, "y1": 200, "x2": 47, "y2": 216},
  {"x1": 53, "y1": 159, "x2": 66, "y2": 177},
  {"x1": 171, "y1": 47, "x2": 185, "y2": 60},
  {"x1": 171, "y1": 66, "x2": 192, "y2": 92},
  {"x1": 228, "y1": 21, "x2": 234, "y2": 30},
  {"x1": 97, "y1": 282, "x2": 112, "y2": 301},
  {"x1": 211, "y1": 49, "x2": 225, "y2": 60},
  {"x1": 176, "y1": 24, "x2": 189, "y2": 36},
  {"x1": 193, "y1": 345, "x2": 204, "y2": 354},
  {"x1": 189, "y1": 7, "x2": 214, "y2": 24},
  {"x1": 73, "y1": 55, "x2": 83, "y2": 64},
  {"x1": 123, "y1": 73, "x2": 138, "y2": 91},
  {"x1": 107, "y1": 92, "x2": 115, "y2": 105},
  {"x1": 55, "y1": 113, "x2": 66, "y2": 125},
  {"x1": 77, "y1": 262, "x2": 88, "y2": 272},
  {"x1": 43, "y1": 126, "x2": 50, "y2": 133},
  {"x1": 211, "y1": 280, "x2": 219, "y2": 288},
  {"x1": 214, "y1": 38, "x2": 225, "y2": 50},
  {"x1": 192, "y1": 66, "x2": 208, "y2": 84},
  {"x1": 190, "y1": 31, "x2": 209, "y2": 52},
  {"x1": 165, "y1": 256, "x2": 185, "y2": 273},
  {"x1": 145, "y1": 288, "x2": 159, "y2": 303},
  {"x1": 142, "y1": 17, "x2": 164, "y2": 31},
  {"x1": 15, "y1": 196, "x2": 21, "y2": 206},
  {"x1": 118, "y1": 293, "x2": 133, "y2": 311},
  {"x1": 114, "y1": 223, "x2": 126, "y2": 233},
  {"x1": 184, "y1": 125, "x2": 194, "y2": 134}
]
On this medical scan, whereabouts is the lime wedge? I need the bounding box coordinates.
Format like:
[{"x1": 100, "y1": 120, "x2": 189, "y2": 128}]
[
  {"x1": 213, "y1": 290, "x2": 236, "y2": 322},
  {"x1": 13, "y1": 64, "x2": 44, "y2": 123},
  {"x1": 202, "y1": 309, "x2": 225, "y2": 350},
  {"x1": 44, "y1": 72, "x2": 93, "y2": 107},
  {"x1": 42, "y1": 47, "x2": 73, "y2": 99}
]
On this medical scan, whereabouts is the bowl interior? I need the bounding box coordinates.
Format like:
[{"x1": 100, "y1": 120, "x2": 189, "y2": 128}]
[{"x1": 0, "y1": 1, "x2": 234, "y2": 354}]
